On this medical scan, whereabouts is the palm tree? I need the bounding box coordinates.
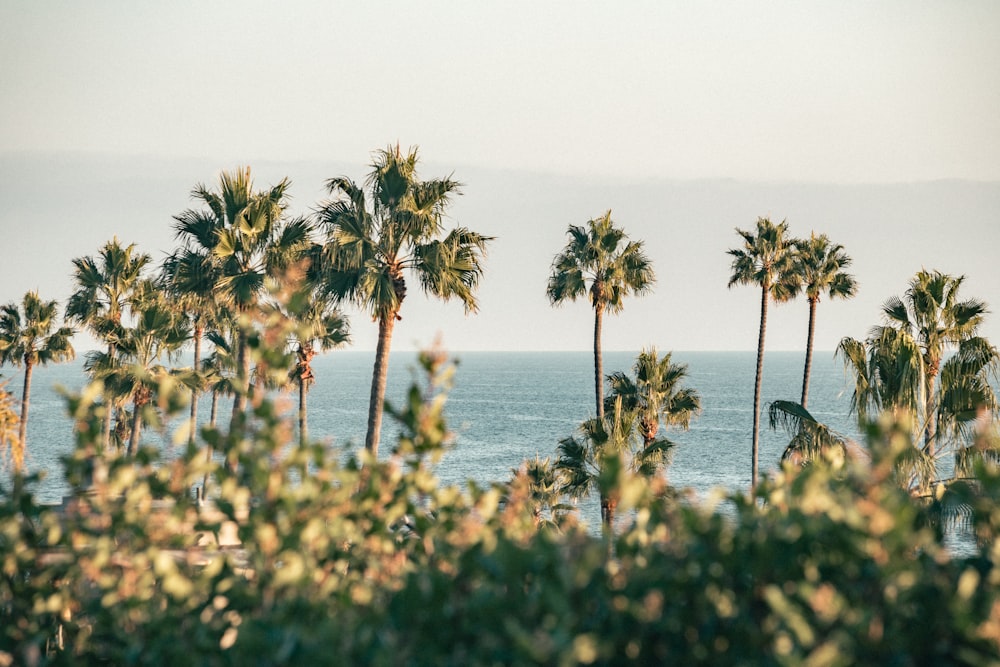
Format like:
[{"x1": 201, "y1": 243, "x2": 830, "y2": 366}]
[
  {"x1": 840, "y1": 270, "x2": 992, "y2": 459},
  {"x1": 506, "y1": 455, "x2": 570, "y2": 527},
  {"x1": 547, "y1": 211, "x2": 655, "y2": 420},
  {"x1": 172, "y1": 167, "x2": 310, "y2": 430},
  {"x1": 0, "y1": 292, "x2": 75, "y2": 459},
  {"x1": 556, "y1": 397, "x2": 673, "y2": 532},
  {"x1": 66, "y1": 238, "x2": 151, "y2": 450},
  {"x1": 196, "y1": 325, "x2": 238, "y2": 494},
  {"x1": 202, "y1": 328, "x2": 238, "y2": 432},
  {"x1": 315, "y1": 144, "x2": 491, "y2": 456},
  {"x1": 727, "y1": 217, "x2": 800, "y2": 491},
  {"x1": 605, "y1": 348, "x2": 701, "y2": 451},
  {"x1": 283, "y1": 289, "x2": 350, "y2": 445},
  {"x1": 85, "y1": 281, "x2": 191, "y2": 456},
  {"x1": 162, "y1": 248, "x2": 226, "y2": 447},
  {"x1": 791, "y1": 233, "x2": 857, "y2": 408}
]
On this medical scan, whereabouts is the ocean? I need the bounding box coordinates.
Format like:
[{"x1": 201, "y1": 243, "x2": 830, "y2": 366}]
[{"x1": 3, "y1": 349, "x2": 863, "y2": 511}]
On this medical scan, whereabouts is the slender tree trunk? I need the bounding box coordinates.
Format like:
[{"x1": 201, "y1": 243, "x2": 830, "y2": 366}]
[
  {"x1": 752, "y1": 283, "x2": 770, "y2": 491},
  {"x1": 600, "y1": 494, "x2": 617, "y2": 533},
  {"x1": 127, "y1": 399, "x2": 142, "y2": 457},
  {"x1": 925, "y1": 372, "x2": 938, "y2": 458},
  {"x1": 18, "y1": 360, "x2": 33, "y2": 463},
  {"x1": 800, "y1": 297, "x2": 817, "y2": 408},
  {"x1": 202, "y1": 390, "x2": 219, "y2": 495},
  {"x1": 365, "y1": 314, "x2": 396, "y2": 456},
  {"x1": 299, "y1": 377, "x2": 308, "y2": 447},
  {"x1": 102, "y1": 343, "x2": 115, "y2": 452},
  {"x1": 189, "y1": 321, "x2": 203, "y2": 446},
  {"x1": 230, "y1": 328, "x2": 251, "y2": 429},
  {"x1": 594, "y1": 305, "x2": 605, "y2": 420}
]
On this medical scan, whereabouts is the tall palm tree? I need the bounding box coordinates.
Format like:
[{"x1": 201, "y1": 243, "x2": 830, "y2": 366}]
[
  {"x1": 66, "y1": 238, "x2": 151, "y2": 450},
  {"x1": 315, "y1": 144, "x2": 491, "y2": 456},
  {"x1": 0, "y1": 292, "x2": 75, "y2": 460},
  {"x1": 556, "y1": 397, "x2": 672, "y2": 532},
  {"x1": 791, "y1": 233, "x2": 857, "y2": 408},
  {"x1": 172, "y1": 167, "x2": 310, "y2": 430},
  {"x1": 838, "y1": 275, "x2": 998, "y2": 470},
  {"x1": 605, "y1": 348, "x2": 701, "y2": 450},
  {"x1": 547, "y1": 211, "x2": 655, "y2": 420},
  {"x1": 727, "y1": 217, "x2": 800, "y2": 491},
  {"x1": 283, "y1": 289, "x2": 350, "y2": 445}
]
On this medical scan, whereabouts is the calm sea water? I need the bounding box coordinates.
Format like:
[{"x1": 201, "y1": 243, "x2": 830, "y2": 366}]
[{"x1": 3, "y1": 350, "x2": 863, "y2": 510}]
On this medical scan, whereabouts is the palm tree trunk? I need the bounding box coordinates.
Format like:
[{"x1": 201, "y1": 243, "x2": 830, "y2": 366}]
[
  {"x1": 600, "y1": 494, "x2": 617, "y2": 533},
  {"x1": 925, "y1": 372, "x2": 938, "y2": 458},
  {"x1": 17, "y1": 360, "x2": 33, "y2": 465},
  {"x1": 189, "y1": 321, "x2": 203, "y2": 446},
  {"x1": 800, "y1": 297, "x2": 817, "y2": 408},
  {"x1": 365, "y1": 314, "x2": 396, "y2": 456},
  {"x1": 752, "y1": 283, "x2": 769, "y2": 491},
  {"x1": 101, "y1": 342, "x2": 115, "y2": 452},
  {"x1": 299, "y1": 377, "x2": 308, "y2": 447},
  {"x1": 594, "y1": 305, "x2": 604, "y2": 420},
  {"x1": 230, "y1": 329, "x2": 251, "y2": 428},
  {"x1": 127, "y1": 399, "x2": 142, "y2": 457},
  {"x1": 202, "y1": 390, "x2": 219, "y2": 495}
]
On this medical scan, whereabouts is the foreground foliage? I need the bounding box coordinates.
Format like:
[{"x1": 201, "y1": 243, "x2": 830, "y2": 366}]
[{"x1": 3, "y1": 350, "x2": 1000, "y2": 665}]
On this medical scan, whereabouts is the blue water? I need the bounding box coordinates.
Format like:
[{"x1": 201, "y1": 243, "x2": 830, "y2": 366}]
[{"x1": 2, "y1": 350, "x2": 862, "y2": 508}]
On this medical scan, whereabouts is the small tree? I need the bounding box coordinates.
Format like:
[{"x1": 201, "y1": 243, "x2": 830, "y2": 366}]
[
  {"x1": 606, "y1": 348, "x2": 701, "y2": 451},
  {"x1": 0, "y1": 292, "x2": 75, "y2": 461},
  {"x1": 556, "y1": 397, "x2": 672, "y2": 532}
]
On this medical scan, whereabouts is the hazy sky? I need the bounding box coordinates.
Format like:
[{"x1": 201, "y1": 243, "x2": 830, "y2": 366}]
[{"x1": 1, "y1": 2, "x2": 998, "y2": 354}]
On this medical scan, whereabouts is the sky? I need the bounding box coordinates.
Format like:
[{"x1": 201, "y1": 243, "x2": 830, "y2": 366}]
[{"x1": 1, "y1": 2, "x2": 998, "y2": 354}]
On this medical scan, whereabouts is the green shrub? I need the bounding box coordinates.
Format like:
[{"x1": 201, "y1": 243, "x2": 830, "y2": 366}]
[{"x1": 2, "y1": 349, "x2": 1000, "y2": 665}]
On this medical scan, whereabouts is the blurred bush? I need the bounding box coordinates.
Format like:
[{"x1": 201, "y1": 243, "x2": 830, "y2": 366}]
[{"x1": 2, "y1": 345, "x2": 1000, "y2": 665}]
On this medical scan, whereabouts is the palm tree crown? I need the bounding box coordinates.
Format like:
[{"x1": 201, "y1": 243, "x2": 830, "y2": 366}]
[
  {"x1": 172, "y1": 167, "x2": 310, "y2": 426},
  {"x1": 792, "y1": 233, "x2": 857, "y2": 407},
  {"x1": 605, "y1": 348, "x2": 701, "y2": 448},
  {"x1": 66, "y1": 238, "x2": 151, "y2": 330},
  {"x1": 316, "y1": 144, "x2": 491, "y2": 456},
  {"x1": 547, "y1": 211, "x2": 655, "y2": 419},
  {"x1": 0, "y1": 291, "x2": 75, "y2": 459},
  {"x1": 727, "y1": 216, "x2": 800, "y2": 491}
]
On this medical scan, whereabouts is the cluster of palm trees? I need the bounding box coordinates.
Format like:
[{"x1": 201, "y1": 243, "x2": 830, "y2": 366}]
[
  {"x1": 545, "y1": 212, "x2": 700, "y2": 530},
  {"x1": 727, "y1": 217, "x2": 999, "y2": 493},
  {"x1": 838, "y1": 270, "x2": 1000, "y2": 489},
  {"x1": 1, "y1": 152, "x2": 996, "y2": 516},
  {"x1": 0, "y1": 144, "x2": 491, "y2": 475},
  {"x1": 727, "y1": 217, "x2": 858, "y2": 489}
]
